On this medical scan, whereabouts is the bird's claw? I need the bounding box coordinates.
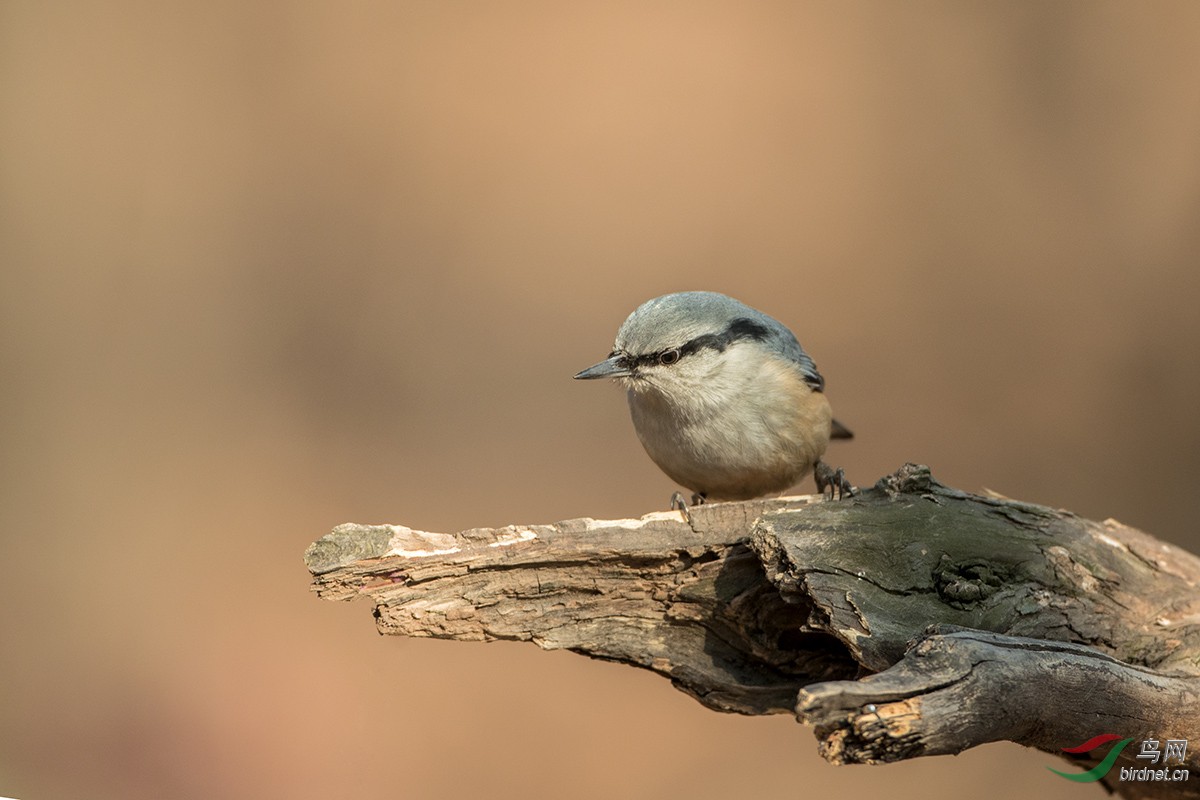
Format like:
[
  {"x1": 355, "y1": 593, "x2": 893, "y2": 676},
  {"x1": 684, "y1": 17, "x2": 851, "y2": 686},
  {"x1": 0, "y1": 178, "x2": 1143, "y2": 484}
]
[
  {"x1": 670, "y1": 490, "x2": 706, "y2": 523},
  {"x1": 815, "y1": 461, "x2": 854, "y2": 500}
]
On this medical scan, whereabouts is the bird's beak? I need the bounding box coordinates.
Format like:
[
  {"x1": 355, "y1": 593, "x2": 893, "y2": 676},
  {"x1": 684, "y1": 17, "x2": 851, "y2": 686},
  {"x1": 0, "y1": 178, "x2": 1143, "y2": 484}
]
[{"x1": 573, "y1": 355, "x2": 631, "y2": 380}]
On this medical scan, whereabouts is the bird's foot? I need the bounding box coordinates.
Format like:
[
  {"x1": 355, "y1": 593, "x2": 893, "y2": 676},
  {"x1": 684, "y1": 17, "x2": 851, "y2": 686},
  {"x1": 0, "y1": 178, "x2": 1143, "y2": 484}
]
[
  {"x1": 814, "y1": 461, "x2": 854, "y2": 500},
  {"x1": 670, "y1": 491, "x2": 706, "y2": 523}
]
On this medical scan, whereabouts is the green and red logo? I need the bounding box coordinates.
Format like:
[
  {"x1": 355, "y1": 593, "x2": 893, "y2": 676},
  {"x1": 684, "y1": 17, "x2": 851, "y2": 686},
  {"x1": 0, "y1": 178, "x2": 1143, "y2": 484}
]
[{"x1": 1048, "y1": 734, "x2": 1134, "y2": 782}]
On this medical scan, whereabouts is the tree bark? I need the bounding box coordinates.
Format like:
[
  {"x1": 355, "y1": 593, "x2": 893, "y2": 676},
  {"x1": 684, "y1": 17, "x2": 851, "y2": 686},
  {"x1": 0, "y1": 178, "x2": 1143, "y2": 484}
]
[{"x1": 304, "y1": 464, "x2": 1200, "y2": 798}]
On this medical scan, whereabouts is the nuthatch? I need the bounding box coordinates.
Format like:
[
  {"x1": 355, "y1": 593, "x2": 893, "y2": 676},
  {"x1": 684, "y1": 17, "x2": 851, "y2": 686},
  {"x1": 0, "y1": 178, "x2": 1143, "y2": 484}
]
[{"x1": 575, "y1": 291, "x2": 853, "y2": 505}]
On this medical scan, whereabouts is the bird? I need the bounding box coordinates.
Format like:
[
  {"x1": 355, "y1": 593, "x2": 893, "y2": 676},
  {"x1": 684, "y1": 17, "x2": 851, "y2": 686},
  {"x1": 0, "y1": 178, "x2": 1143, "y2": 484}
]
[{"x1": 574, "y1": 291, "x2": 853, "y2": 506}]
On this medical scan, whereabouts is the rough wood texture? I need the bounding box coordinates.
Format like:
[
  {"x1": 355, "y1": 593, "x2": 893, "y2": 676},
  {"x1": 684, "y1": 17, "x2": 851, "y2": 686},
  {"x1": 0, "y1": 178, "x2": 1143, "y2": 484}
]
[{"x1": 305, "y1": 464, "x2": 1200, "y2": 798}]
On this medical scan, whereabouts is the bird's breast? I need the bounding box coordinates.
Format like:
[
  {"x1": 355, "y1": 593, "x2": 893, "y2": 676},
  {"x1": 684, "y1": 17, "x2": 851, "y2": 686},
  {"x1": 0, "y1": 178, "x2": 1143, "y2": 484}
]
[{"x1": 626, "y1": 361, "x2": 833, "y2": 500}]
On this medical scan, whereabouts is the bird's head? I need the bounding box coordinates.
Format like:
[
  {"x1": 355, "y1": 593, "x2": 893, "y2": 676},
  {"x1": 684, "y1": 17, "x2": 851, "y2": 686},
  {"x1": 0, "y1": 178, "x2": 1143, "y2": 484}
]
[{"x1": 574, "y1": 291, "x2": 806, "y2": 402}]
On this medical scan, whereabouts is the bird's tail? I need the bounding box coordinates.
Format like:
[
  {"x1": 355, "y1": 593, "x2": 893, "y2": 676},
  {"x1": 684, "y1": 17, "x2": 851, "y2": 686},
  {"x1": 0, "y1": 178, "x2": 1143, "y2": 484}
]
[{"x1": 830, "y1": 418, "x2": 854, "y2": 440}]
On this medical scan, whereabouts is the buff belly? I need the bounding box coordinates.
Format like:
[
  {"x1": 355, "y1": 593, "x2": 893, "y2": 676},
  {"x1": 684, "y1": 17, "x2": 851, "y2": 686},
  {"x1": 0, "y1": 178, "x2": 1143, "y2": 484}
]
[{"x1": 628, "y1": 371, "x2": 833, "y2": 501}]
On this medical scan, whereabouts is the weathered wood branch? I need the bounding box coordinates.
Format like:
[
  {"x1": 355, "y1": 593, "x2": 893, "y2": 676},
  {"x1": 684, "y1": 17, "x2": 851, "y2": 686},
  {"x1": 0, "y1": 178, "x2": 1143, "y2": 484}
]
[{"x1": 305, "y1": 464, "x2": 1200, "y2": 798}]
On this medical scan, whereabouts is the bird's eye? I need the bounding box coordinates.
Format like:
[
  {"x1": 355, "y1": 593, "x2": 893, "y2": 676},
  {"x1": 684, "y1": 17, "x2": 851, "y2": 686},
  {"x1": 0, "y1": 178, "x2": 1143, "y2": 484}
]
[{"x1": 658, "y1": 349, "x2": 681, "y2": 366}]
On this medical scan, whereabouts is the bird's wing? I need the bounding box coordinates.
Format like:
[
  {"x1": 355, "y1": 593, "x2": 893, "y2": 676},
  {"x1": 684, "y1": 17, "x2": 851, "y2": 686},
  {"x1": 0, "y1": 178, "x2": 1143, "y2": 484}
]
[{"x1": 772, "y1": 329, "x2": 825, "y2": 391}]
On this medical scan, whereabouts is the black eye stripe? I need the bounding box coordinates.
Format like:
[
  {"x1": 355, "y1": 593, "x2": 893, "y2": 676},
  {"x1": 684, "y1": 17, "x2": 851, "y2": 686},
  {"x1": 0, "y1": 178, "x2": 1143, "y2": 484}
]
[{"x1": 624, "y1": 317, "x2": 771, "y2": 370}]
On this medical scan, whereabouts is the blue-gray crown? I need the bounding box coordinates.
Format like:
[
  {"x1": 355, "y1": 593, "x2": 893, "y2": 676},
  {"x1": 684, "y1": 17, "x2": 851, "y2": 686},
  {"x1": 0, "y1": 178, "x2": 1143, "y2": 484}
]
[{"x1": 610, "y1": 291, "x2": 824, "y2": 390}]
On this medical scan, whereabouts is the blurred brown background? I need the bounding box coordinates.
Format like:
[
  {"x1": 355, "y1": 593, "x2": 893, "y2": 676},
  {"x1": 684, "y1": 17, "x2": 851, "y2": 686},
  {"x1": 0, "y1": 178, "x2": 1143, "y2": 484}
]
[{"x1": 2, "y1": 2, "x2": 1198, "y2": 798}]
